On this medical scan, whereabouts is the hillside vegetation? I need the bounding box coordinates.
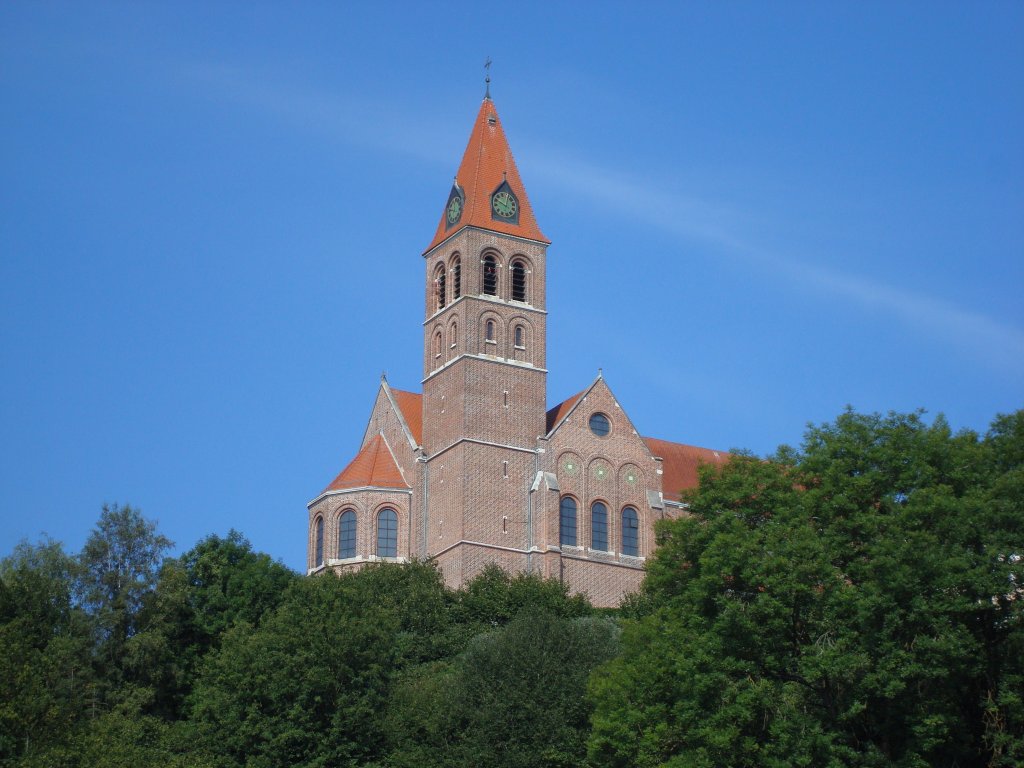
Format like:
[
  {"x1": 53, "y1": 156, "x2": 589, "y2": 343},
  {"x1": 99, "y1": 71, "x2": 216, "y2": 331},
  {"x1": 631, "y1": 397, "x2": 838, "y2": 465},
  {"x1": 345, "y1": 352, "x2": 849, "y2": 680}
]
[{"x1": 2, "y1": 409, "x2": 1021, "y2": 767}]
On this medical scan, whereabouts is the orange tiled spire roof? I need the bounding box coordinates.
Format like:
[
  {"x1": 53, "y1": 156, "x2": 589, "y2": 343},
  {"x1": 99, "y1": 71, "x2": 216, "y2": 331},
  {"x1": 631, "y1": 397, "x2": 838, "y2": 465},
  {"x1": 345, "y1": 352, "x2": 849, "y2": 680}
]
[
  {"x1": 425, "y1": 96, "x2": 548, "y2": 253},
  {"x1": 323, "y1": 434, "x2": 409, "y2": 493}
]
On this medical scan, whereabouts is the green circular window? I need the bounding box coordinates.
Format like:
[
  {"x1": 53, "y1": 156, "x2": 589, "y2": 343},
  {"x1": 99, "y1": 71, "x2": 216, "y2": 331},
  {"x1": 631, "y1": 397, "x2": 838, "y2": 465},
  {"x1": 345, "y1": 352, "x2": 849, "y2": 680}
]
[{"x1": 589, "y1": 412, "x2": 611, "y2": 437}]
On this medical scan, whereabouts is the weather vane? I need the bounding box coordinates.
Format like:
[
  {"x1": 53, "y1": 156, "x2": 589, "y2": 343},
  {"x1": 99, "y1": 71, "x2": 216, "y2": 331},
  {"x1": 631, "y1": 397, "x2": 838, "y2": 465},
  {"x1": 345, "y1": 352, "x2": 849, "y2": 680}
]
[{"x1": 484, "y1": 57, "x2": 492, "y2": 99}]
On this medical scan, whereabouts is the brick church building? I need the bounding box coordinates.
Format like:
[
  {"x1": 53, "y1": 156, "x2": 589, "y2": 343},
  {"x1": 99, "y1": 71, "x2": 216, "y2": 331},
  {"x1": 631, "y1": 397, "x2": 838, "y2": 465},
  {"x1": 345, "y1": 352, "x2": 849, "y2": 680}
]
[{"x1": 306, "y1": 92, "x2": 727, "y2": 607}]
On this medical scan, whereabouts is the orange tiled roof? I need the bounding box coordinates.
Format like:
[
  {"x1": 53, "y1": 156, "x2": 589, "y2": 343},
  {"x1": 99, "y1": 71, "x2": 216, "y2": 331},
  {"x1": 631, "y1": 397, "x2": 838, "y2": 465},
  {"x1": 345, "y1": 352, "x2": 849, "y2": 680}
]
[
  {"x1": 390, "y1": 388, "x2": 423, "y2": 445},
  {"x1": 323, "y1": 434, "x2": 409, "y2": 493},
  {"x1": 644, "y1": 436, "x2": 730, "y2": 501},
  {"x1": 545, "y1": 390, "x2": 586, "y2": 434},
  {"x1": 425, "y1": 97, "x2": 548, "y2": 253}
]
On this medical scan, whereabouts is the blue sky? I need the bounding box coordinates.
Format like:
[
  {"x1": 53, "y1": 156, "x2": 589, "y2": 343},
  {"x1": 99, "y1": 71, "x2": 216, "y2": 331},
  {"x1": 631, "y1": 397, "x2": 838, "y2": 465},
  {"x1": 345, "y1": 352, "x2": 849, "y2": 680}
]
[{"x1": 2, "y1": 2, "x2": 1022, "y2": 571}]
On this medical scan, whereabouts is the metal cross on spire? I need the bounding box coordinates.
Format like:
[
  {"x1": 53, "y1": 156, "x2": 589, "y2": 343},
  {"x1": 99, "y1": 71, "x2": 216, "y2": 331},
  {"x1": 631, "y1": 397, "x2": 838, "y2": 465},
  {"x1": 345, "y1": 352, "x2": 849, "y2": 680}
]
[{"x1": 484, "y1": 57, "x2": 492, "y2": 99}]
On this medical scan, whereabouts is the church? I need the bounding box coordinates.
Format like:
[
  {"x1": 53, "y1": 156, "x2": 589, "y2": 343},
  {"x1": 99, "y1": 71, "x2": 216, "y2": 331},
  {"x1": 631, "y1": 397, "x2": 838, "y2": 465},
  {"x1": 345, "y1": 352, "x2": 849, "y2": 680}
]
[{"x1": 306, "y1": 89, "x2": 728, "y2": 607}]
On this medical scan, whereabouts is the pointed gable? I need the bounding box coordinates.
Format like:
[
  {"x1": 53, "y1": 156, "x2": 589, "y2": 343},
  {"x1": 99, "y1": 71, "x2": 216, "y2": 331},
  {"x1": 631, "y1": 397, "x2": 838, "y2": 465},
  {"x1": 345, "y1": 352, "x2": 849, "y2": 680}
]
[
  {"x1": 644, "y1": 436, "x2": 729, "y2": 501},
  {"x1": 389, "y1": 388, "x2": 423, "y2": 445},
  {"x1": 425, "y1": 97, "x2": 548, "y2": 253},
  {"x1": 323, "y1": 434, "x2": 409, "y2": 493}
]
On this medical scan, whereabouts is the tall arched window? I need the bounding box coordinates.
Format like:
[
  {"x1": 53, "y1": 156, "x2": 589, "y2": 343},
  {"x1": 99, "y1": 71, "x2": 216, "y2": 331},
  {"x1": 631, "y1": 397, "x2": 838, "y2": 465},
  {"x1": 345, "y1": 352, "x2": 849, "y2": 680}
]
[
  {"x1": 449, "y1": 322, "x2": 458, "y2": 350},
  {"x1": 434, "y1": 264, "x2": 447, "y2": 310},
  {"x1": 485, "y1": 320, "x2": 495, "y2": 342},
  {"x1": 511, "y1": 260, "x2": 527, "y2": 302},
  {"x1": 514, "y1": 325, "x2": 524, "y2": 348},
  {"x1": 591, "y1": 501, "x2": 608, "y2": 551},
  {"x1": 434, "y1": 331, "x2": 442, "y2": 358},
  {"x1": 314, "y1": 516, "x2": 324, "y2": 566},
  {"x1": 622, "y1": 507, "x2": 639, "y2": 556},
  {"x1": 338, "y1": 510, "x2": 356, "y2": 559},
  {"x1": 451, "y1": 256, "x2": 461, "y2": 299},
  {"x1": 377, "y1": 509, "x2": 398, "y2": 558},
  {"x1": 483, "y1": 255, "x2": 498, "y2": 296},
  {"x1": 559, "y1": 496, "x2": 577, "y2": 547}
]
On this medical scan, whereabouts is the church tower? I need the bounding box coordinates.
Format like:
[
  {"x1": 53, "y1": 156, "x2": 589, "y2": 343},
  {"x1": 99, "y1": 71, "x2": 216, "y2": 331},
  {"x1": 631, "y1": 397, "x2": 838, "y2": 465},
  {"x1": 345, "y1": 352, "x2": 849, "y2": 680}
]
[
  {"x1": 307, "y1": 85, "x2": 730, "y2": 607},
  {"x1": 419, "y1": 93, "x2": 550, "y2": 584}
]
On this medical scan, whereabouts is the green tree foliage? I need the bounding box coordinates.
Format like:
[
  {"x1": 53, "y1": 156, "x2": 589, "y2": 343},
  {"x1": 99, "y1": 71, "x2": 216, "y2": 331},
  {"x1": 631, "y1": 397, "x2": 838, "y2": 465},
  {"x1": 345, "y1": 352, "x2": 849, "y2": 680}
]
[
  {"x1": 0, "y1": 540, "x2": 93, "y2": 763},
  {"x1": 188, "y1": 562, "x2": 454, "y2": 768},
  {"x1": 178, "y1": 530, "x2": 296, "y2": 644},
  {"x1": 589, "y1": 409, "x2": 1024, "y2": 767},
  {"x1": 389, "y1": 610, "x2": 619, "y2": 768},
  {"x1": 386, "y1": 567, "x2": 608, "y2": 768},
  {"x1": 124, "y1": 531, "x2": 296, "y2": 718},
  {"x1": 76, "y1": 503, "x2": 173, "y2": 698}
]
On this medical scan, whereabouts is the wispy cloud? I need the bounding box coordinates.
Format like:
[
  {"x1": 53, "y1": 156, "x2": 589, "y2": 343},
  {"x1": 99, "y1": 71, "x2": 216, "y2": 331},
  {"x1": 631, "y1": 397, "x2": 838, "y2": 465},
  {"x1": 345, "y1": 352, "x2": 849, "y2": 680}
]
[
  {"x1": 526, "y1": 151, "x2": 1024, "y2": 377},
  {"x1": 183, "y1": 63, "x2": 1024, "y2": 377}
]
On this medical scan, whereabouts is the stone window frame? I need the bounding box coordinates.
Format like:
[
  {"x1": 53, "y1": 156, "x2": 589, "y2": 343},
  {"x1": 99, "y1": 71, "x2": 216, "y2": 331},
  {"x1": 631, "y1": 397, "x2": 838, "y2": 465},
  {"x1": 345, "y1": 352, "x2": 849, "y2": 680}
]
[
  {"x1": 590, "y1": 499, "x2": 610, "y2": 552},
  {"x1": 337, "y1": 508, "x2": 357, "y2": 559},
  {"x1": 510, "y1": 257, "x2": 529, "y2": 303},
  {"x1": 589, "y1": 412, "x2": 612, "y2": 437},
  {"x1": 313, "y1": 515, "x2": 325, "y2": 567},
  {"x1": 376, "y1": 507, "x2": 399, "y2": 558},
  {"x1": 559, "y1": 494, "x2": 579, "y2": 548},
  {"x1": 433, "y1": 262, "x2": 447, "y2": 312},
  {"x1": 448, "y1": 320, "x2": 459, "y2": 359},
  {"x1": 621, "y1": 506, "x2": 640, "y2": 557},
  {"x1": 481, "y1": 252, "x2": 500, "y2": 296},
  {"x1": 449, "y1": 253, "x2": 461, "y2": 300}
]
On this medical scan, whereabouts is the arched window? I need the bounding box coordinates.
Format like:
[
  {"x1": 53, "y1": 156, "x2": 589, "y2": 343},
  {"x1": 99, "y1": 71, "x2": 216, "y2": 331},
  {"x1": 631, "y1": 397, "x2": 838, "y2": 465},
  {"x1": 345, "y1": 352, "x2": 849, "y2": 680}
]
[
  {"x1": 511, "y1": 260, "x2": 527, "y2": 302},
  {"x1": 514, "y1": 325, "x2": 524, "y2": 348},
  {"x1": 377, "y1": 508, "x2": 398, "y2": 558},
  {"x1": 559, "y1": 496, "x2": 577, "y2": 547},
  {"x1": 434, "y1": 331, "x2": 442, "y2": 358},
  {"x1": 449, "y1": 322, "x2": 458, "y2": 349},
  {"x1": 451, "y1": 256, "x2": 461, "y2": 299},
  {"x1": 485, "y1": 319, "x2": 495, "y2": 342},
  {"x1": 434, "y1": 264, "x2": 447, "y2": 310},
  {"x1": 314, "y1": 516, "x2": 324, "y2": 566},
  {"x1": 622, "y1": 507, "x2": 639, "y2": 556},
  {"x1": 338, "y1": 510, "x2": 356, "y2": 559},
  {"x1": 483, "y1": 255, "x2": 498, "y2": 296},
  {"x1": 591, "y1": 501, "x2": 608, "y2": 551}
]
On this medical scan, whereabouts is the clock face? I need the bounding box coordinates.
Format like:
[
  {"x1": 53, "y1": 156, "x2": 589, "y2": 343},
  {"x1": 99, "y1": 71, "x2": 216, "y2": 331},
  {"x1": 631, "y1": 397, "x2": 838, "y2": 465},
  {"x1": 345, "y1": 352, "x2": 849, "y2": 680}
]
[
  {"x1": 492, "y1": 190, "x2": 518, "y2": 219},
  {"x1": 446, "y1": 197, "x2": 462, "y2": 225}
]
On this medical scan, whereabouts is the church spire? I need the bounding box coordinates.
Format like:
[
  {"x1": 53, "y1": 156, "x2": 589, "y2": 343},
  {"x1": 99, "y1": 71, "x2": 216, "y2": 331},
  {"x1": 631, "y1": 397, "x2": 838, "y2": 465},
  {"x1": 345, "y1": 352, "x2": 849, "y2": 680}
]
[{"x1": 425, "y1": 97, "x2": 548, "y2": 253}]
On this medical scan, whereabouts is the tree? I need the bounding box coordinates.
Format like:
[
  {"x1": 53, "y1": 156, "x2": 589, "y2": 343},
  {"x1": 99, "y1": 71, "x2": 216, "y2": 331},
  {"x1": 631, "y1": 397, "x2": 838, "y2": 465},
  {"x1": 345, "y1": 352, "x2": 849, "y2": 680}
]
[
  {"x1": 188, "y1": 562, "x2": 454, "y2": 768},
  {"x1": 122, "y1": 531, "x2": 296, "y2": 718},
  {"x1": 76, "y1": 504, "x2": 173, "y2": 702},
  {"x1": 0, "y1": 539, "x2": 93, "y2": 762},
  {"x1": 589, "y1": 409, "x2": 1024, "y2": 767},
  {"x1": 387, "y1": 568, "x2": 612, "y2": 768}
]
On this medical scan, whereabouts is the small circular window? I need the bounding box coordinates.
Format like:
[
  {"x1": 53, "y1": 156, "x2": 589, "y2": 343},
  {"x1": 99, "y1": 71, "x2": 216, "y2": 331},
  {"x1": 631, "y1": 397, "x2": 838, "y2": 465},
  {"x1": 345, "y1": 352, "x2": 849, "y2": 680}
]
[{"x1": 589, "y1": 412, "x2": 611, "y2": 437}]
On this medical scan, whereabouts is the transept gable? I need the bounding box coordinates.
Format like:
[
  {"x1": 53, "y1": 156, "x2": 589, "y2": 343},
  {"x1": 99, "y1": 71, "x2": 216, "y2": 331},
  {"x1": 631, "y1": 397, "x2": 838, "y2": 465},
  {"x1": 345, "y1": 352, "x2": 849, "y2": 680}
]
[
  {"x1": 361, "y1": 379, "x2": 423, "y2": 451},
  {"x1": 544, "y1": 374, "x2": 654, "y2": 462}
]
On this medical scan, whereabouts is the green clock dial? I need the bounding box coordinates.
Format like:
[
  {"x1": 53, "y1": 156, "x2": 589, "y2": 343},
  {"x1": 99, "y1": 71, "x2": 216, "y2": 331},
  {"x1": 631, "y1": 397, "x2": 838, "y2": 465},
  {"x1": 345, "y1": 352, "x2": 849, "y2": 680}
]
[
  {"x1": 492, "y1": 190, "x2": 518, "y2": 219},
  {"x1": 446, "y1": 197, "x2": 462, "y2": 224}
]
